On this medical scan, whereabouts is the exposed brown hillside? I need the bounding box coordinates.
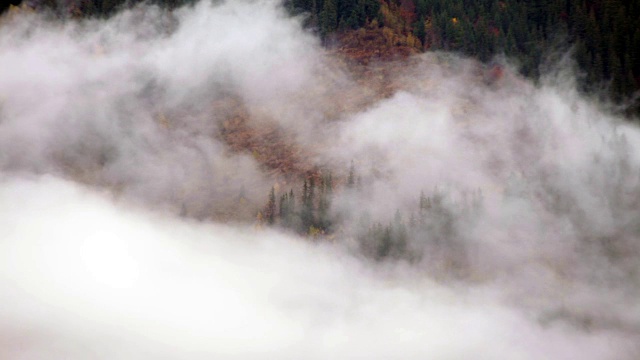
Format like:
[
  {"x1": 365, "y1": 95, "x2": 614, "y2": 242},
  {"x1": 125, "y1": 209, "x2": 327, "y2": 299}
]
[
  {"x1": 217, "y1": 97, "x2": 314, "y2": 180},
  {"x1": 332, "y1": 26, "x2": 419, "y2": 65},
  {"x1": 214, "y1": 28, "x2": 421, "y2": 183}
]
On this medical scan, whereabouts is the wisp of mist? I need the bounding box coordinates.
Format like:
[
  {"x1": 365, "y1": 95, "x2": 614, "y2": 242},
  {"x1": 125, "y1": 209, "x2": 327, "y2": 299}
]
[{"x1": 0, "y1": 0, "x2": 639, "y2": 359}]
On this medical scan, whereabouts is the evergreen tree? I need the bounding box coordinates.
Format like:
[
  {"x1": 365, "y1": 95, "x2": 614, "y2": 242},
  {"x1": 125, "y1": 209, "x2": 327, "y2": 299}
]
[
  {"x1": 318, "y1": 173, "x2": 333, "y2": 231},
  {"x1": 320, "y1": 0, "x2": 338, "y2": 40},
  {"x1": 279, "y1": 192, "x2": 291, "y2": 227},
  {"x1": 363, "y1": 0, "x2": 380, "y2": 21},
  {"x1": 265, "y1": 187, "x2": 276, "y2": 225},
  {"x1": 376, "y1": 225, "x2": 393, "y2": 260},
  {"x1": 301, "y1": 178, "x2": 315, "y2": 232},
  {"x1": 413, "y1": 16, "x2": 426, "y2": 44}
]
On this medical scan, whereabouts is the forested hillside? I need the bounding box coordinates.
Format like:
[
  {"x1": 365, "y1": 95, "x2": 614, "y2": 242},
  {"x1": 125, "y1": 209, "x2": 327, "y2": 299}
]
[
  {"x1": 7, "y1": 0, "x2": 640, "y2": 115},
  {"x1": 286, "y1": 0, "x2": 640, "y2": 115},
  {"x1": 7, "y1": 0, "x2": 637, "y2": 114},
  {"x1": 3, "y1": 1, "x2": 640, "y2": 356}
]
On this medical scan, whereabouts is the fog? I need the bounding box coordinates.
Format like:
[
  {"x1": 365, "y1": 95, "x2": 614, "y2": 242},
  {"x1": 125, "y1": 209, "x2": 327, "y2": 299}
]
[
  {"x1": 1, "y1": 176, "x2": 637, "y2": 359},
  {"x1": 1, "y1": 0, "x2": 640, "y2": 358},
  {"x1": 0, "y1": 0, "x2": 325, "y2": 218}
]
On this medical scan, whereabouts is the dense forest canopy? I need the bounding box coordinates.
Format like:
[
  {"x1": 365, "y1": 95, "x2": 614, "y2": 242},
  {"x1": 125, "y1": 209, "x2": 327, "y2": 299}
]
[{"x1": 286, "y1": 0, "x2": 640, "y2": 115}]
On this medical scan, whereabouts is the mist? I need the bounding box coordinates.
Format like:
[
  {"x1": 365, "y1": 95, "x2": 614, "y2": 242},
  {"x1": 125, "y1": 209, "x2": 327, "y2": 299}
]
[
  {"x1": 2, "y1": 176, "x2": 637, "y2": 359},
  {"x1": 1, "y1": 0, "x2": 640, "y2": 358}
]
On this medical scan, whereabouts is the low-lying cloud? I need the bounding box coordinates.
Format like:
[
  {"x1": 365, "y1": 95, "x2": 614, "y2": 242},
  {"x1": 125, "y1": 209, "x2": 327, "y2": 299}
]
[
  {"x1": 1, "y1": 176, "x2": 638, "y2": 359},
  {"x1": 1, "y1": 0, "x2": 640, "y2": 358},
  {"x1": 0, "y1": 0, "x2": 329, "y2": 217}
]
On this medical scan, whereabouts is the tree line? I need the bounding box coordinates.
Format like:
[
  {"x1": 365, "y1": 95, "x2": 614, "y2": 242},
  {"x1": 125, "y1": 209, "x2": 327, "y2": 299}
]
[
  {"x1": 287, "y1": 0, "x2": 640, "y2": 116},
  {"x1": 260, "y1": 163, "x2": 484, "y2": 274},
  {"x1": 260, "y1": 172, "x2": 335, "y2": 236},
  {"x1": 13, "y1": 0, "x2": 638, "y2": 115}
]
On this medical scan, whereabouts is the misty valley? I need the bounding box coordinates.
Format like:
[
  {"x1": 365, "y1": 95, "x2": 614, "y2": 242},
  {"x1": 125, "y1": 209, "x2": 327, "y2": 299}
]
[{"x1": 1, "y1": 0, "x2": 640, "y2": 359}]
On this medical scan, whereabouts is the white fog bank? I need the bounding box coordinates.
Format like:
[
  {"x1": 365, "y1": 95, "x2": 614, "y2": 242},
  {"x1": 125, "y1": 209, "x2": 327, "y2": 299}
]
[{"x1": 1, "y1": 176, "x2": 637, "y2": 359}]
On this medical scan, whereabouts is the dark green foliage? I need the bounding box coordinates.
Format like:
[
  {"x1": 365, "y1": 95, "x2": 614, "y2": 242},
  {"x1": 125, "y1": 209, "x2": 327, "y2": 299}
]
[
  {"x1": 286, "y1": 0, "x2": 639, "y2": 116},
  {"x1": 317, "y1": 173, "x2": 333, "y2": 231},
  {"x1": 320, "y1": 0, "x2": 338, "y2": 39},
  {"x1": 413, "y1": 15, "x2": 426, "y2": 44},
  {"x1": 266, "y1": 178, "x2": 336, "y2": 233},
  {"x1": 263, "y1": 172, "x2": 335, "y2": 234},
  {"x1": 287, "y1": 0, "x2": 378, "y2": 37},
  {"x1": 356, "y1": 187, "x2": 484, "y2": 269},
  {"x1": 363, "y1": 0, "x2": 380, "y2": 21},
  {"x1": 259, "y1": 169, "x2": 484, "y2": 276},
  {"x1": 410, "y1": 0, "x2": 639, "y2": 115},
  {"x1": 265, "y1": 187, "x2": 276, "y2": 225},
  {"x1": 277, "y1": 189, "x2": 299, "y2": 229},
  {"x1": 39, "y1": 0, "x2": 195, "y2": 17}
]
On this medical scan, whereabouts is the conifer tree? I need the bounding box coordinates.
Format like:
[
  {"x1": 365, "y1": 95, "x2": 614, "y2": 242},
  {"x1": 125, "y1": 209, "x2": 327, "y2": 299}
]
[
  {"x1": 318, "y1": 173, "x2": 333, "y2": 231},
  {"x1": 279, "y1": 193, "x2": 288, "y2": 219},
  {"x1": 320, "y1": 0, "x2": 337, "y2": 40},
  {"x1": 301, "y1": 178, "x2": 315, "y2": 233},
  {"x1": 266, "y1": 187, "x2": 276, "y2": 225}
]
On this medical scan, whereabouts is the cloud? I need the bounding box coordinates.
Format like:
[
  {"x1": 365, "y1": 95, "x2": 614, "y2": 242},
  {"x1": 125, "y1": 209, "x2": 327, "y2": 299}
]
[
  {"x1": 319, "y1": 53, "x2": 640, "y2": 282},
  {"x1": 0, "y1": 0, "x2": 639, "y2": 358},
  {"x1": 1, "y1": 176, "x2": 638, "y2": 359},
  {"x1": 0, "y1": 0, "x2": 329, "y2": 217}
]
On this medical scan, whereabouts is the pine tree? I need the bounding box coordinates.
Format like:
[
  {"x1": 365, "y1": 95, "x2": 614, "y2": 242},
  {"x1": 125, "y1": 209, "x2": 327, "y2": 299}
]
[
  {"x1": 266, "y1": 187, "x2": 276, "y2": 225},
  {"x1": 279, "y1": 193, "x2": 288, "y2": 220},
  {"x1": 413, "y1": 15, "x2": 426, "y2": 44},
  {"x1": 392, "y1": 210, "x2": 408, "y2": 257},
  {"x1": 289, "y1": 189, "x2": 296, "y2": 215},
  {"x1": 301, "y1": 178, "x2": 315, "y2": 233},
  {"x1": 318, "y1": 173, "x2": 333, "y2": 231},
  {"x1": 376, "y1": 225, "x2": 393, "y2": 260},
  {"x1": 320, "y1": 0, "x2": 338, "y2": 40},
  {"x1": 363, "y1": 0, "x2": 380, "y2": 21}
]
